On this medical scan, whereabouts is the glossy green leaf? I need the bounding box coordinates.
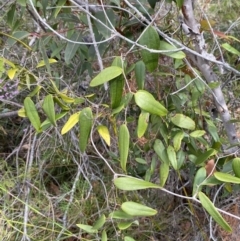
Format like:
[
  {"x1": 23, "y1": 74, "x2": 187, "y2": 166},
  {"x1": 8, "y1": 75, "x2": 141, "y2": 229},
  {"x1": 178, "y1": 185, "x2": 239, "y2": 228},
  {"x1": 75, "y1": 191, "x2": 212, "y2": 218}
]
[
  {"x1": 137, "y1": 111, "x2": 149, "y2": 138},
  {"x1": 222, "y1": 43, "x2": 240, "y2": 56},
  {"x1": 109, "y1": 210, "x2": 133, "y2": 219},
  {"x1": 173, "y1": 131, "x2": 184, "y2": 151},
  {"x1": 61, "y1": 112, "x2": 80, "y2": 135},
  {"x1": 177, "y1": 150, "x2": 185, "y2": 169},
  {"x1": 101, "y1": 230, "x2": 107, "y2": 241},
  {"x1": 232, "y1": 158, "x2": 240, "y2": 178},
  {"x1": 93, "y1": 214, "x2": 106, "y2": 230},
  {"x1": 24, "y1": 97, "x2": 41, "y2": 133},
  {"x1": 97, "y1": 125, "x2": 111, "y2": 146},
  {"x1": 119, "y1": 124, "x2": 129, "y2": 172},
  {"x1": 79, "y1": 107, "x2": 93, "y2": 152},
  {"x1": 159, "y1": 161, "x2": 169, "y2": 187},
  {"x1": 139, "y1": 26, "x2": 159, "y2": 72},
  {"x1": 76, "y1": 224, "x2": 97, "y2": 233},
  {"x1": 167, "y1": 145, "x2": 177, "y2": 170},
  {"x1": 198, "y1": 192, "x2": 232, "y2": 232},
  {"x1": 42, "y1": 94, "x2": 56, "y2": 126},
  {"x1": 190, "y1": 130, "x2": 206, "y2": 138},
  {"x1": 171, "y1": 114, "x2": 195, "y2": 130},
  {"x1": 121, "y1": 202, "x2": 157, "y2": 216},
  {"x1": 114, "y1": 177, "x2": 159, "y2": 190},
  {"x1": 90, "y1": 66, "x2": 123, "y2": 87},
  {"x1": 135, "y1": 61, "x2": 145, "y2": 89},
  {"x1": 192, "y1": 167, "x2": 206, "y2": 195},
  {"x1": 134, "y1": 90, "x2": 168, "y2": 116},
  {"x1": 159, "y1": 41, "x2": 186, "y2": 59},
  {"x1": 109, "y1": 75, "x2": 124, "y2": 109},
  {"x1": 214, "y1": 172, "x2": 240, "y2": 184}
]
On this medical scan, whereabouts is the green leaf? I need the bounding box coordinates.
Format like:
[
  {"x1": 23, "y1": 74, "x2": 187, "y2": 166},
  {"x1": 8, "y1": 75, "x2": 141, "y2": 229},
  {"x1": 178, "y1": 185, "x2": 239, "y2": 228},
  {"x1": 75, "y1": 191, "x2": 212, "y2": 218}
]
[
  {"x1": 192, "y1": 167, "x2": 206, "y2": 195},
  {"x1": 64, "y1": 32, "x2": 83, "y2": 64},
  {"x1": 119, "y1": 124, "x2": 129, "y2": 172},
  {"x1": 79, "y1": 107, "x2": 93, "y2": 152},
  {"x1": 232, "y1": 158, "x2": 240, "y2": 178},
  {"x1": 167, "y1": 145, "x2": 177, "y2": 170},
  {"x1": 114, "y1": 177, "x2": 159, "y2": 190},
  {"x1": 124, "y1": 237, "x2": 136, "y2": 241},
  {"x1": 109, "y1": 210, "x2": 133, "y2": 219},
  {"x1": 137, "y1": 111, "x2": 149, "y2": 138},
  {"x1": 139, "y1": 26, "x2": 160, "y2": 72},
  {"x1": 204, "y1": 119, "x2": 219, "y2": 142},
  {"x1": 135, "y1": 158, "x2": 147, "y2": 164},
  {"x1": 41, "y1": 112, "x2": 68, "y2": 130},
  {"x1": 102, "y1": 230, "x2": 107, "y2": 241},
  {"x1": 134, "y1": 90, "x2": 168, "y2": 116},
  {"x1": 61, "y1": 112, "x2": 80, "y2": 135},
  {"x1": 109, "y1": 75, "x2": 124, "y2": 109},
  {"x1": 190, "y1": 130, "x2": 206, "y2": 138},
  {"x1": 42, "y1": 94, "x2": 56, "y2": 126},
  {"x1": 135, "y1": 61, "x2": 145, "y2": 89},
  {"x1": 159, "y1": 41, "x2": 186, "y2": 59},
  {"x1": 90, "y1": 66, "x2": 123, "y2": 87},
  {"x1": 171, "y1": 114, "x2": 195, "y2": 130},
  {"x1": 222, "y1": 43, "x2": 240, "y2": 56},
  {"x1": 177, "y1": 150, "x2": 185, "y2": 169},
  {"x1": 97, "y1": 125, "x2": 111, "y2": 146},
  {"x1": 54, "y1": 0, "x2": 67, "y2": 18},
  {"x1": 198, "y1": 192, "x2": 232, "y2": 232},
  {"x1": 159, "y1": 161, "x2": 169, "y2": 187},
  {"x1": 24, "y1": 97, "x2": 41, "y2": 133},
  {"x1": 173, "y1": 130, "x2": 184, "y2": 151},
  {"x1": 93, "y1": 214, "x2": 106, "y2": 230},
  {"x1": 76, "y1": 224, "x2": 97, "y2": 233},
  {"x1": 121, "y1": 202, "x2": 157, "y2": 216},
  {"x1": 214, "y1": 172, "x2": 240, "y2": 184},
  {"x1": 194, "y1": 149, "x2": 215, "y2": 165},
  {"x1": 153, "y1": 139, "x2": 169, "y2": 163},
  {"x1": 118, "y1": 221, "x2": 137, "y2": 230},
  {"x1": 176, "y1": 0, "x2": 184, "y2": 8}
]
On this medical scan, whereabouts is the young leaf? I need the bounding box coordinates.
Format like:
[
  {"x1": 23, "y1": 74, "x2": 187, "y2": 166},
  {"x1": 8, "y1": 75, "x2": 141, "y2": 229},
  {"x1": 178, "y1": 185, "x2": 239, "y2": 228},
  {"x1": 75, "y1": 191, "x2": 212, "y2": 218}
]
[
  {"x1": 137, "y1": 111, "x2": 149, "y2": 138},
  {"x1": 232, "y1": 158, "x2": 240, "y2": 178},
  {"x1": 61, "y1": 112, "x2": 80, "y2": 135},
  {"x1": 76, "y1": 224, "x2": 98, "y2": 234},
  {"x1": 190, "y1": 130, "x2": 206, "y2": 138},
  {"x1": 93, "y1": 214, "x2": 106, "y2": 230},
  {"x1": 135, "y1": 60, "x2": 145, "y2": 89},
  {"x1": 121, "y1": 202, "x2": 157, "y2": 216},
  {"x1": 214, "y1": 172, "x2": 240, "y2": 184},
  {"x1": 79, "y1": 107, "x2": 93, "y2": 152},
  {"x1": 114, "y1": 177, "x2": 159, "y2": 190},
  {"x1": 171, "y1": 114, "x2": 195, "y2": 130},
  {"x1": 90, "y1": 66, "x2": 123, "y2": 87},
  {"x1": 97, "y1": 125, "x2": 111, "y2": 146},
  {"x1": 139, "y1": 26, "x2": 160, "y2": 72},
  {"x1": 134, "y1": 90, "x2": 168, "y2": 116},
  {"x1": 198, "y1": 192, "x2": 232, "y2": 232},
  {"x1": 119, "y1": 124, "x2": 129, "y2": 172},
  {"x1": 24, "y1": 97, "x2": 41, "y2": 133},
  {"x1": 167, "y1": 145, "x2": 178, "y2": 170},
  {"x1": 42, "y1": 94, "x2": 56, "y2": 126}
]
